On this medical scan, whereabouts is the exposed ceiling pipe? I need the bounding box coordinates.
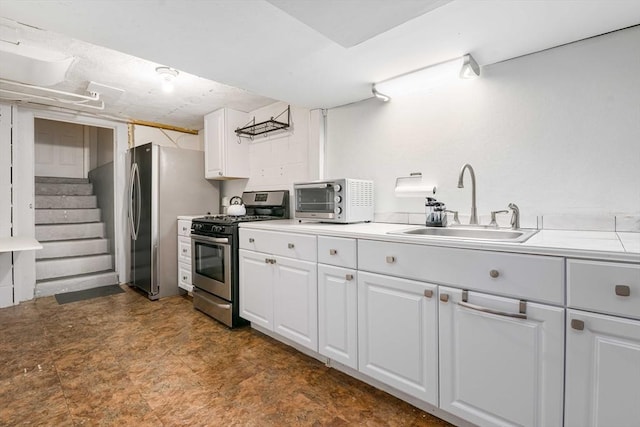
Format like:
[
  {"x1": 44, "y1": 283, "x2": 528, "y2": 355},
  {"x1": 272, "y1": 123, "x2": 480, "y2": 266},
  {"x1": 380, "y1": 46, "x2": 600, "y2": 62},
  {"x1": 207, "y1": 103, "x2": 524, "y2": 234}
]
[{"x1": 0, "y1": 78, "x2": 104, "y2": 110}]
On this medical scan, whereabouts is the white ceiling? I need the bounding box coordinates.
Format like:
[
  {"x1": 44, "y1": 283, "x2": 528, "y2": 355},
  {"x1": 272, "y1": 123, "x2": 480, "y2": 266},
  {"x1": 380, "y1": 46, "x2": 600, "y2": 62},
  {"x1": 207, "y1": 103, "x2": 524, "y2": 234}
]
[{"x1": 1, "y1": 0, "x2": 639, "y2": 130}]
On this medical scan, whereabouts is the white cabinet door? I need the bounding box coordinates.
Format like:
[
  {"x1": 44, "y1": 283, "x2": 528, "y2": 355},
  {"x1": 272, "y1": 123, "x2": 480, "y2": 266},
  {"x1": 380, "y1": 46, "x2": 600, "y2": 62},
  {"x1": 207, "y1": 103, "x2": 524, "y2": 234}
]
[
  {"x1": 204, "y1": 108, "x2": 249, "y2": 179},
  {"x1": 438, "y1": 287, "x2": 564, "y2": 427},
  {"x1": 318, "y1": 264, "x2": 358, "y2": 369},
  {"x1": 239, "y1": 249, "x2": 273, "y2": 329},
  {"x1": 565, "y1": 309, "x2": 640, "y2": 427},
  {"x1": 273, "y1": 255, "x2": 318, "y2": 351},
  {"x1": 357, "y1": 271, "x2": 438, "y2": 405}
]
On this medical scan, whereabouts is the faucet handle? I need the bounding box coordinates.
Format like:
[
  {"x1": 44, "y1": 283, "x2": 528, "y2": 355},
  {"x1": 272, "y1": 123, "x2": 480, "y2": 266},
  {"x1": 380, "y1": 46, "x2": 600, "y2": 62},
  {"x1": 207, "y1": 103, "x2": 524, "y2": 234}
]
[
  {"x1": 489, "y1": 210, "x2": 509, "y2": 227},
  {"x1": 444, "y1": 210, "x2": 460, "y2": 225},
  {"x1": 508, "y1": 203, "x2": 520, "y2": 229}
]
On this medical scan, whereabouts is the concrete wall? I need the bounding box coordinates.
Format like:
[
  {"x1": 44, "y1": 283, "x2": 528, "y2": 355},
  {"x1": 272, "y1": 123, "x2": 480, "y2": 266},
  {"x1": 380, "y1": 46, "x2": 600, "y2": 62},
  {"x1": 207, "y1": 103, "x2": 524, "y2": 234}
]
[{"x1": 326, "y1": 26, "x2": 640, "y2": 228}]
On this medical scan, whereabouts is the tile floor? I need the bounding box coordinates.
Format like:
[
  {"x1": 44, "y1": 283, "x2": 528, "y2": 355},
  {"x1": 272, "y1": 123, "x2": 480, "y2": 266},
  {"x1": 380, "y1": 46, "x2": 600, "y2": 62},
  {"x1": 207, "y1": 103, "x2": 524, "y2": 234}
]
[{"x1": 0, "y1": 285, "x2": 452, "y2": 426}]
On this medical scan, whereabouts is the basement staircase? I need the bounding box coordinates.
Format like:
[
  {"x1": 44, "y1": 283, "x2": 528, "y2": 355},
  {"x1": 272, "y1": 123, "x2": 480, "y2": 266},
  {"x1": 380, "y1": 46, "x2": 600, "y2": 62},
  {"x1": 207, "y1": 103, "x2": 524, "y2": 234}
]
[{"x1": 34, "y1": 176, "x2": 118, "y2": 297}]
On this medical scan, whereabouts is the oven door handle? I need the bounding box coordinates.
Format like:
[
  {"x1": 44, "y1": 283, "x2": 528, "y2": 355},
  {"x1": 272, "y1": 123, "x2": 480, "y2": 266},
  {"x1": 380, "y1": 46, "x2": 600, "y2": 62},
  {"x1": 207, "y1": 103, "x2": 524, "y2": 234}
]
[
  {"x1": 191, "y1": 235, "x2": 230, "y2": 245},
  {"x1": 295, "y1": 183, "x2": 329, "y2": 189}
]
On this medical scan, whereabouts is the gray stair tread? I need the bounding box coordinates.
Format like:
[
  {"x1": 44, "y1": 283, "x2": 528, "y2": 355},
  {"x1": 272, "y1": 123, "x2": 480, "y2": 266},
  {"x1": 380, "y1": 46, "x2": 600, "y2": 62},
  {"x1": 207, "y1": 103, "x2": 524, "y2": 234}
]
[
  {"x1": 35, "y1": 183, "x2": 94, "y2": 196},
  {"x1": 35, "y1": 177, "x2": 90, "y2": 183},
  {"x1": 37, "y1": 240, "x2": 109, "y2": 260},
  {"x1": 37, "y1": 270, "x2": 118, "y2": 283},
  {"x1": 35, "y1": 208, "x2": 102, "y2": 225},
  {"x1": 36, "y1": 253, "x2": 113, "y2": 280},
  {"x1": 35, "y1": 222, "x2": 106, "y2": 241},
  {"x1": 35, "y1": 270, "x2": 119, "y2": 297},
  {"x1": 35, "y1": 195, "x2": 98, "y2": 209}
]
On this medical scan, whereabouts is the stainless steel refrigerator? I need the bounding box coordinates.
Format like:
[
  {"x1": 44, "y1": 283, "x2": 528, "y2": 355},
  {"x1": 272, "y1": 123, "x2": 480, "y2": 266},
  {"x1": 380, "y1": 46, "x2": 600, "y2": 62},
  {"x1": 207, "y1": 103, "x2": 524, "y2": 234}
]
[{"x1": 129, "y1": 143, "x2": 219, "y2": 299}]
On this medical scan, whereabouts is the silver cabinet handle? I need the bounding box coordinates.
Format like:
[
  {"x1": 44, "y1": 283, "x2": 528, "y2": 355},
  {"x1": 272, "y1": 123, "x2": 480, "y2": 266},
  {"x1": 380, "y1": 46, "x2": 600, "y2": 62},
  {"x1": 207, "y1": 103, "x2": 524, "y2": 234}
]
[
  {"x1": 345, "y1": 274, "x2": 354, "y2": 281},
  {"x1": 458, "y1": 289, "x2": 527, "y2": 319},
  {"x1": 489, "y1": 269, "x2": 500, "y2": 278},
  {"x1": 458, "y1": 301, "x2": 527, "y2": 319},
  {"x1": 440, "y1": 293, "x2": 449, "y2": 303},
  {"x1": 571, "y1": 319, "x2": 585, "y2": 330},
  {"x1": 249, "y1": 238, "x2": 255, "y2": 243},
  {"x1": 424, "y1": 290, "x2": 433, "y2": 298},
  {"x1": 615, "y1": 285, "x2": 631, "y2": 297},
  {"x1": 182, "y1": 248, "x2": 188, "y2": 253},
  {"x1": 288, "y1": 243, "x2": 295, "y2": 249},
  {"x1": 182, "y1": 275, "x2": 188, "y2": 281},
  {"x1": 329, "y1": 249, "x2": 337, "y2": 255},
  {"x1": 265, "y1": 258, "x2": 270, "y2": 264},
  {"x1": 386, "y1": 256, "x2": 396, "y2": 264}
]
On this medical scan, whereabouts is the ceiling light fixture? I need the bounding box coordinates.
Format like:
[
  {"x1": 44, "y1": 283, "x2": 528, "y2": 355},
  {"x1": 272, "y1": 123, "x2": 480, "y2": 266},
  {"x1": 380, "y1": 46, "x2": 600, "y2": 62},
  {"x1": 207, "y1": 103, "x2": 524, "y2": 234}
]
[
  {"x1": 155, "y1": 66, "x2": 179, "y2": 93},
  {"x1": 372, "y1": 54, "x2": 480, "y2": 102}
]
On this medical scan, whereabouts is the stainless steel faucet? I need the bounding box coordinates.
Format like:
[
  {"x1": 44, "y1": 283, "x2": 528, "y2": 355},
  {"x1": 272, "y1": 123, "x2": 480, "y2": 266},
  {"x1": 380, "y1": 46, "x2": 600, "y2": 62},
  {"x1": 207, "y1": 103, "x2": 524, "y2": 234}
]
[{"x1": 457, "y1": 163, "x2": 478, "y2": 225}]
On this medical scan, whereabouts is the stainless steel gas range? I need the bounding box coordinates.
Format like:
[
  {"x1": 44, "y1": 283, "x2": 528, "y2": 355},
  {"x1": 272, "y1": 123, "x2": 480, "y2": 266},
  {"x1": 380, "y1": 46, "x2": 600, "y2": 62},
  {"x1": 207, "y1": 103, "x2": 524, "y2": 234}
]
[{"x1": 190, "y1": 190, "x2": 289, "y2": 327}]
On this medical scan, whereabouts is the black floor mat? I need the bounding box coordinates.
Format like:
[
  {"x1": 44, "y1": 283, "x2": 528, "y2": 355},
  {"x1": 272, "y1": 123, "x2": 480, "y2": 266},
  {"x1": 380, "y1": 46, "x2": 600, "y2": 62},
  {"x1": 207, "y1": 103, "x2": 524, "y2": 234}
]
[{"x1": 55, "y1": 285, "x2": 125, "y2": 304}]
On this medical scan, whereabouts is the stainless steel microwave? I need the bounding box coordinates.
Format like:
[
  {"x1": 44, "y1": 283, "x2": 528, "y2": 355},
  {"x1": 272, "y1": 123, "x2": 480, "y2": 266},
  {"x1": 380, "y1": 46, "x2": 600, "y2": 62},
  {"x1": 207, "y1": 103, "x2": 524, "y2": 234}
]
[{"x1": 293, "y1": 179, "x2": 374, "y2": 223}]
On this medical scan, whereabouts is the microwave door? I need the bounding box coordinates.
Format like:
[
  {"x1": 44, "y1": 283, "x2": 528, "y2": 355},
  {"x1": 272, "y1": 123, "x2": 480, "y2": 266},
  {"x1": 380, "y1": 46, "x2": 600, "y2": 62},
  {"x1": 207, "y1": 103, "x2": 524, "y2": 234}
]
[{"x1": 295, "y1": 187, "x2": 336, "y2": 219}]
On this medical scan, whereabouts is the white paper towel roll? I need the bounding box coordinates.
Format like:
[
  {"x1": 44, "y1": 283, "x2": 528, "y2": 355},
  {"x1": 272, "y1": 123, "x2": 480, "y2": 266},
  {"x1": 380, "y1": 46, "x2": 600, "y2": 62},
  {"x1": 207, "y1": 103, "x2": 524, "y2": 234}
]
[{"x1": 394, "y1": 175, "x2": 436, "y2": 198}]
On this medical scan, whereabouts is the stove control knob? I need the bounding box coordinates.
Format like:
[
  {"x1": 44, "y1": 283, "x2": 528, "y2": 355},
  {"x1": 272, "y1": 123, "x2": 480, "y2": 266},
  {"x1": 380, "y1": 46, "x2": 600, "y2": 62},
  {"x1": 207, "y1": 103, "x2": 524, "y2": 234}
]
[
  {"x1": 334, "y1": 184, "x2": 342, "y2": 192},
  {"x1": 335, "y1": 207, "x2": 342, "y2": 214},
  {"x1": 334, "y1": 195, "x2": 342, "y2": 203}
]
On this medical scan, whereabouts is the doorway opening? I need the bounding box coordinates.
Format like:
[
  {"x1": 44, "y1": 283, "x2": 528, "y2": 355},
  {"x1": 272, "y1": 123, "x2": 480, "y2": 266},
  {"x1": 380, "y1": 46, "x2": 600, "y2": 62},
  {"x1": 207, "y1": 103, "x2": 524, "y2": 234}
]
[{"x1": 33, "y1": 118, "x2": 118, "y2": 297}]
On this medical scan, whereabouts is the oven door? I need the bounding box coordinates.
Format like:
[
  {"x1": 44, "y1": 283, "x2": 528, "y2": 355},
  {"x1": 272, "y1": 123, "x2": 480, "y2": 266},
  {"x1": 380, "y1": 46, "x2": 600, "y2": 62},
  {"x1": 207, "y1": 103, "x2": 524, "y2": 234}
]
[
  {"x1": 294, "y1": 183, "x2": 337, "y2": 219},
  {"x1": 191, "y1": 234, "x2": 232, "y2": 301}
]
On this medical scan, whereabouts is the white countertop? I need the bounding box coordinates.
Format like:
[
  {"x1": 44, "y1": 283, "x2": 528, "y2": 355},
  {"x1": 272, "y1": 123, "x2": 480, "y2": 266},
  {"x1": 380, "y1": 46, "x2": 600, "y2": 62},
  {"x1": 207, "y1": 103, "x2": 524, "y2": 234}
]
[
  {"x1": 239, "y1": 220, "x2": 640, "y2": 263},
  {"x1": 0, "y1": 237, "x2": 43, "y2": 253}
]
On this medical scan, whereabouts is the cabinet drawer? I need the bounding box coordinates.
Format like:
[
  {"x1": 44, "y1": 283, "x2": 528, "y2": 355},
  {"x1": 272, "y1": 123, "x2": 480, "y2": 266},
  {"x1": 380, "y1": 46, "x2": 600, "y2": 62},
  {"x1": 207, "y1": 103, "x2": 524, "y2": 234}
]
[
  {"x1": 178, "y1": 236, "x2": 191, "y2": 264},
  {"x1": 239, "y1": 229, "x2": 316, "y2": 262},
  {"x1": 568, "y1": 259, "x2": 640, "y2": 320},
  {"x1": 358, "y1": 240, "x2": 564, "y2": 304},
  {"x1": 318, "y1": 236, "x2": 357, "y2": 268},
  {"x1": 178, "y1": 262, "x2": 192, "y2": 292},
  {"x1": 178, "y1": 219, "x2": 192, "y2": 237}
]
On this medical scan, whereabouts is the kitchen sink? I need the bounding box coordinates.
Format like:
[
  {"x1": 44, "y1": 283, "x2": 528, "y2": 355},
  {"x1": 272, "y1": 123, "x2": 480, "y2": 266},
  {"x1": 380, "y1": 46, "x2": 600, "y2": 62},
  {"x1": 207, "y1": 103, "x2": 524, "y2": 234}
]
[{"x1": 388, "y1": 226, "x2": 539, "y2": 243}]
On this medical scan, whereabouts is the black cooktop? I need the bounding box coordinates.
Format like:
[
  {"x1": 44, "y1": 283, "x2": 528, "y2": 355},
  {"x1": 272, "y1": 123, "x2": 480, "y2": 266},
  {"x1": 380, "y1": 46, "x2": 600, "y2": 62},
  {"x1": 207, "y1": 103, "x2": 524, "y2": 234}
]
[{"x1": 193, "y1": 214, "x2": 278, "y2": 225}]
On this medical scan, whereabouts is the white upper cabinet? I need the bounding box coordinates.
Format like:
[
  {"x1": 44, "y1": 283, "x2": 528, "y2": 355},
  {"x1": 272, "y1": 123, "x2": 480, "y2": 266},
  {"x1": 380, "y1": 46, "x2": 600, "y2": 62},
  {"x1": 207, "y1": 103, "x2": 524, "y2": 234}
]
[{"x1": 204, "y1": 108, "x2": 250, "y2": 179}]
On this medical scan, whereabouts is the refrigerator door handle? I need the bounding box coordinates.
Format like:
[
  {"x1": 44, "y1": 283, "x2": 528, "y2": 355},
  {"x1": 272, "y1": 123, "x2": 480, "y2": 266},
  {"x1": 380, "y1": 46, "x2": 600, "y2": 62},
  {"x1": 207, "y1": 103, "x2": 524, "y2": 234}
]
[
  {"x1": 134, "y1": 163, "x2": 141, "y2": 239},
  {"x1": 128, "y1": 162, "x2": 135, "y2": 240},
  {"x1": 129, "y1": 162, "x2": 140, "y2": 240}
]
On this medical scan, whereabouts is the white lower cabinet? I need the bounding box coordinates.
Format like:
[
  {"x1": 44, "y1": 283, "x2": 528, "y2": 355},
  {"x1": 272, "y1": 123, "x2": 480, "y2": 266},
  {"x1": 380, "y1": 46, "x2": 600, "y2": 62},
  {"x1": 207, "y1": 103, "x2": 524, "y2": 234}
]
[
  {"x1": 438, "y1": 286, "x2": 565, "y2": 427},
  {"x1": 357, "y1": 271, "x2": 439, "y2": 406},
  {"x1": 273, "y1": 255, "x2": 318, "y2": 350},
  {"x1": 565, "y1": 309, "x2": 640, "y2": 427},
  {"x1": 177, "y1": 219, "x2": 193, "y2": 292},
  {"x1": 318, "y1": 264, "x2": 358, "y2": 369},
  {"x1": 239, "y1": 248, "x2": 318, "y2": 351},
  {"x1": 239, "y1": 249, "x2": 274, "y2": 329}
]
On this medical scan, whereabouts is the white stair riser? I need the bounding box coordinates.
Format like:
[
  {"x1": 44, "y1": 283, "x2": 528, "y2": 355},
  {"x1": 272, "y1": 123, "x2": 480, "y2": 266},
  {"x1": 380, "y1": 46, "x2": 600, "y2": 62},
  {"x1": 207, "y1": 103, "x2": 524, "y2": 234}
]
[
  {"x1": 36, "y1": 223, "x2": 105, "y2": 241},
  {"x1": 37, "y1": 239, "x2": 110, "y2": 259},
  {"x1": 35, "y1": 272, "x2": 119, "y2": 297},
  {"x1": 36, "y1": 195, "x2": 98, "y2": 209},
  {"x1": 36, "y1": 255, "x2": 113, "y2": 281},
  {"x1": 35, "y1": 183, "x2": 94, "y2": 196},
  {"x1": 35, "y1": 209, "x2": 101, "y2": 224}
]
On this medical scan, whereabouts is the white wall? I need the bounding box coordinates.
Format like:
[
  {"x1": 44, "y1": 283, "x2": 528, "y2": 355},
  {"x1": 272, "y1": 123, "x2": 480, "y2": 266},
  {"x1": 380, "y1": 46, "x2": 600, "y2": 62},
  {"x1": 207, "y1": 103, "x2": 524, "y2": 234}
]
[
  {"x1": 326, "y1": 26, "x2": 640, "y2": 227},
  {"x1": 220, "y1": 102, "x2": 322, "y2": 212}
]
